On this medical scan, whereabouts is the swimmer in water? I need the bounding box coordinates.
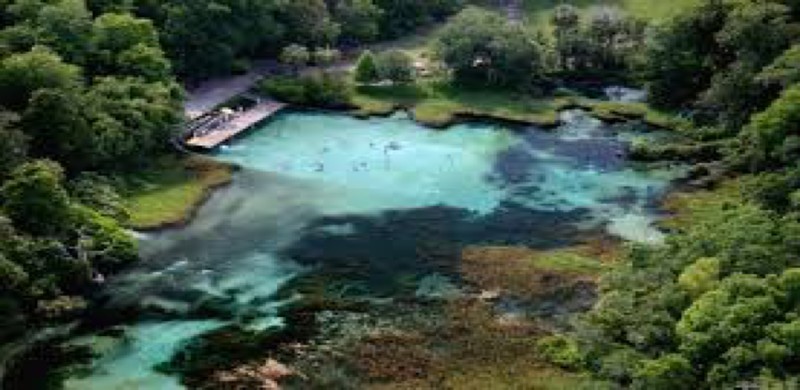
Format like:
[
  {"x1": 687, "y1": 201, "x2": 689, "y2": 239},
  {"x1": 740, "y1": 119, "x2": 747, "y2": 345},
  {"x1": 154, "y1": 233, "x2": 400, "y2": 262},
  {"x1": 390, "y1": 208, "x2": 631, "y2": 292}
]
[{"x1": 315, "y1": 162, "x2": 324, "y2": 172}]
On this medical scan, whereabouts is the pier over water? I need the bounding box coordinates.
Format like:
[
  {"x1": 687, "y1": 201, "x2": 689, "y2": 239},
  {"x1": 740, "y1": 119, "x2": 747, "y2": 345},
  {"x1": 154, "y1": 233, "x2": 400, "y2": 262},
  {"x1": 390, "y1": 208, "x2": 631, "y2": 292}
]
[{"x1": 183, "y1": 100, "x2": 286, "y2": 150}]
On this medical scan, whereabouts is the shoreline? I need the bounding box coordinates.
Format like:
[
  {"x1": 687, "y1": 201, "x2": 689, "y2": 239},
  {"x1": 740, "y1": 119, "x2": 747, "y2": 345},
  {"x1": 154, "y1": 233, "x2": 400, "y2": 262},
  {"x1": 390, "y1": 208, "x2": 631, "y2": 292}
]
[
  {"x1": 124, "y1": 156, "x2": 238, "y2": 233},
  {"x1": 151, "y1": 100, "x2": 691, "y2": 233}
]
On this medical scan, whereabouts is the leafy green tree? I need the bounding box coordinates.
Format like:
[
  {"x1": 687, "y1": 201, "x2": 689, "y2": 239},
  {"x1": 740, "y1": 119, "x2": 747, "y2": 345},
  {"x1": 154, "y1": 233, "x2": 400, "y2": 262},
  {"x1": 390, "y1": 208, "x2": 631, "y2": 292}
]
[
  {"x1": 0, "y1": 160, "x2": 71, "y2": 236},
  {"x1": 82, "y1": 76, "x2": 182, "y2": 169},
  {"x1": 35, "y1": 0, "x2": 93, "y2": 63},
  {"x1": 116, "y1": 42, "x2": 171, "y2": 81},
  {"x1": 0, "y1": 253, "x2": 28, "y2": 295},
  {"x1": 354, "y1": 50, "x2": 379, "y2": 83},
  {"x1": 632, "y1": 354, "x2": 696, "y2": 390},
  {"x1": 280, "y1": 44, "x2": 310, "y2": 73},
  {"x1": 21, "y1": 88, "x2": 93, "y2": 171},
  {"x1": 640, "y1": 0, "x2": 732, "y2": 108},
  {"x1": 279, "y1": 0, "x2": 340, "y2": 46},
  {"x1": 312, "y1": 46, "x2": 342, "y2": 67},
  {"x1": 152, "y1": 0, "x2": 283, "y2": 79},
  {"x1": 334, "y1": 0, "x2": 382, "y2": 43},
  {"x1": 700, "y1": 62, "x2": 765, "y2": 130},
  {"x1": 0, "y1": 46, "x2": 81, "y2": 110},
  {"x1": 375, "y1": 49, "x2": 414, "y2": 83},
  {"x1": 0, "y1": 110, "x2": 27, "y2": 177},
  {"x1": 89, "y1": 12, "x2": 164, "y2": 78},
  {"x1": 758, "y1": 45, "x2": 800, "y2": 88},
  {"x1": 374, "y1": 0, "x2": 461, "y2": 38},
  {"x1": 551, "y1": 4, "x2": 580, "y2": 69},
  {"x1": 731, "y1": 84, "x2": 800, "y2": 171},
  {"x1": 678, "y1": 257, "x2": 721, "y2": 298},
  {"x1": 716, "y1": 1, "x2": 794, "y2": 68},
  {"x1": 436, "y1": 7, "x2": 545, "y2": 88}
]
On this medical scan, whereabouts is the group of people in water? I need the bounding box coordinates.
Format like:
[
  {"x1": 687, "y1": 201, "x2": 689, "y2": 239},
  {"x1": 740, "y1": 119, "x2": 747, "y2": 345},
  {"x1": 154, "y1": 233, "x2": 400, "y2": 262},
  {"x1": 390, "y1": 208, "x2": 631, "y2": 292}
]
[{"x1": 274, "y1": 140, "x2": 413, "y2": 174}]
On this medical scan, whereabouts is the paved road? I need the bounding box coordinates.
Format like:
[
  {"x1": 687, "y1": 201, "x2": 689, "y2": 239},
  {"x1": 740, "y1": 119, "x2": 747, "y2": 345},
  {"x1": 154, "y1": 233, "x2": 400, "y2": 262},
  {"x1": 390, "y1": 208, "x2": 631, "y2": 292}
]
[{"x1": 183, "y1": 60, "x2": 278, "y2": 119}]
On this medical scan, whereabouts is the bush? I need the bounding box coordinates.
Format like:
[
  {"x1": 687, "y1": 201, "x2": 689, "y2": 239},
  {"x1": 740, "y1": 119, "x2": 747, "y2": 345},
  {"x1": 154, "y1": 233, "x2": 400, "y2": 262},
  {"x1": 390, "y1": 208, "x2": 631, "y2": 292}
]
[
  {"x1": 355, "y1": 50, "x2": 379, "y2": 83},
  {"x1": 260, "y1": 73, "x2": 352, "y2": 108},
  {"x1": 537, "y1": 335, "x2": 585, "y2": 369},
  {"x1": 230, "y1": 58, "x2": 251, "y2": 75},
  {"x1": 375, "y1": 50, "x2": 414, "y2": 83}
]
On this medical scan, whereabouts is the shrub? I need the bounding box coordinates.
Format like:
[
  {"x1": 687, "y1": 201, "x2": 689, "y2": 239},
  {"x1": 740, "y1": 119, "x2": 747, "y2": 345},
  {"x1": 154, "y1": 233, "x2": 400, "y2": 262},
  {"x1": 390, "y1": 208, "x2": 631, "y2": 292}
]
[
  {"x1": 354, "y1": 50, "x2": 379, "y2": 83},
  {"x1": 260, "y1": 73, "x2": 352, "y2": 108},
  {"x1": 537, "y1": 335, "x2": 585, "y2": 369}
]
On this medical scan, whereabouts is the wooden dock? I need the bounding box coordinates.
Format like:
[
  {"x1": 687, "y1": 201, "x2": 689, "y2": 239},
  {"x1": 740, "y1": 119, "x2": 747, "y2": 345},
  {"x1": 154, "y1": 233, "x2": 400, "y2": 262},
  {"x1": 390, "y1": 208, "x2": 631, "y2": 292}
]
[{"x1": 185, "y1": 101, "x2": 286, "y2": 149}]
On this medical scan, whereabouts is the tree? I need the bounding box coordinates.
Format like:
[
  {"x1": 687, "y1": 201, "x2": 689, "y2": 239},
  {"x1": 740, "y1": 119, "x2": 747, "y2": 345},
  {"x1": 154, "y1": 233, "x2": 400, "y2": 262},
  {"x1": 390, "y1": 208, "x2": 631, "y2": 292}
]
[
  {"x1": 89, "y1": 12, "x2": 164, "y2": 77},
  {"x1": 335, "y1": 0, "x2": 382, "y2": 43},
  {"x1": 374, "y1": 0, "x2": 462, "y2": 38},
  {"x1": 0, "y1": 110, "x2": 27, "y2": 178},
  {"x1": 312, "y1": 46, "x2": 342, "y2": 67},
  {"x1": 716, "y1": 1, "x2": 793, "y2": 68},
  {"x1": 354, "y1": 50, "x2": 379, "y2": 83},
  {"x1": 21, "y1": 88, "x2": 92, "y2": 171},
  {"x1": 82, "y1": 76, "x2": 182, "y2": 169},
  {"x1": 116, "y1": 43, "x2": 172, "y2": 82},
  {"x1": 280, "y1": 44, "x2": 310, "y2": 73},
  {"x1": 632, "y1": 354, "x2": 696, "y2": 389},
  {"x1": 375, "y1": 49, "x2": 414, "y2": 83},
  {"x1": 730, "y1": 84, "x2": 800, "y2": 171},
  {"x1": 436, "y1": 7, "x2": 546, "y2": 88},
  {"x1": 640, "y1": 0, "x2": 732, "y2": 108},
  {"x1": 758, "y1": 45, "x2": 800, "y2": 88},
  {"x1": 678, "y1": 257, "x2": 721, "y2": 298},
  {"x1": 0, "y1": 46, "x2": 81, "y2": 110},
  {"x1": 35, "y1": 0, "x2": 93, "y2": 64},
  {"x1": 551, "y1": 4, "x2": 580, "y2": 69},
  {"x1": 279, "y1": 0, "x2": 340, "y2": 46},
  {"x1": 0, "y1": 160, "x2": 71, "y2": 236}
]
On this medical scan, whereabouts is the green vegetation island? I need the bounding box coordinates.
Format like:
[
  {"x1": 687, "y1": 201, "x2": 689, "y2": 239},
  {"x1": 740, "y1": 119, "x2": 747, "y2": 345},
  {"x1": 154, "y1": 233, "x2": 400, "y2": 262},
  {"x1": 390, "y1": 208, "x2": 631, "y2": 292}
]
[{"x1": 1, "y1": 0, "x2": 800, "y2": 389}]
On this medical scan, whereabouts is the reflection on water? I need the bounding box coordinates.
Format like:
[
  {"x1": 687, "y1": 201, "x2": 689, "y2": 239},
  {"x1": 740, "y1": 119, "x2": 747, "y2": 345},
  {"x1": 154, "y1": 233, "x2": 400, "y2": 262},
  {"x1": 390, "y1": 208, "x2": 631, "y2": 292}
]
[{"x1": 64, "y1": 109, "x2": 684, "y2": 387}]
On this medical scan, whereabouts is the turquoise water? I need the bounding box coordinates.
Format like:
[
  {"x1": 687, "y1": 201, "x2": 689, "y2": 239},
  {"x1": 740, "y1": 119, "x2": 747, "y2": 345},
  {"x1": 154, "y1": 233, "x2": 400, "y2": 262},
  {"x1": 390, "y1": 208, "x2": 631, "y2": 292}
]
[{"x1": 60, "y1": 109, "x2": 684, "y2": 388}]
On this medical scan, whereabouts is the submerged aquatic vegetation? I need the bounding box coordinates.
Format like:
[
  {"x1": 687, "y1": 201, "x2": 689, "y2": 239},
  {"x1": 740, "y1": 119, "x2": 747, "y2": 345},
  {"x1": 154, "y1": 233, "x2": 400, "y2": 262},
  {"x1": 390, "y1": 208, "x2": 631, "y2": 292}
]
[
  {"x1": 460, "y1": 245, "x2": 608, "y2": 302},
  {"x1": 54, "y1": 108, "x2": 680, "y2": 388}
]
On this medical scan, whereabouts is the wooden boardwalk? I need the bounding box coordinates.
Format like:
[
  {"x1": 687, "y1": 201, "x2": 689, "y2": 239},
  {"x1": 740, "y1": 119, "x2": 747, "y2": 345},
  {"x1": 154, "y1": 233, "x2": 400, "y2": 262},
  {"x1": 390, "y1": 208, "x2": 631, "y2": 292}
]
[{"x1": 185, "y1": 101, "x2": 286, "y2": 149}]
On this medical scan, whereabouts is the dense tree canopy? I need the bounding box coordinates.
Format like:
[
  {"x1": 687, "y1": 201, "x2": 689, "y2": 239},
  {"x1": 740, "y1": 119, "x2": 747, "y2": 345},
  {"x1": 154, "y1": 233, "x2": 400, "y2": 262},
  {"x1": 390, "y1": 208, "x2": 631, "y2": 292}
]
[
  {"x1": 545, "y1": 1, "x2": 800, "y2": 387},
  {"x1": 436, "y1": 7, "x2": 546, "y2": 88}
]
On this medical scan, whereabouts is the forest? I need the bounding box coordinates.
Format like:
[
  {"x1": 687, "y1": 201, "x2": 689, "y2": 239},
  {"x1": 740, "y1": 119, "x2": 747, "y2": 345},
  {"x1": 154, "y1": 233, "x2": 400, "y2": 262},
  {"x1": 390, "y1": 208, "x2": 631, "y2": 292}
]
[{"x1": 1, "y1": 0, "x2": 800, "y2": 388}]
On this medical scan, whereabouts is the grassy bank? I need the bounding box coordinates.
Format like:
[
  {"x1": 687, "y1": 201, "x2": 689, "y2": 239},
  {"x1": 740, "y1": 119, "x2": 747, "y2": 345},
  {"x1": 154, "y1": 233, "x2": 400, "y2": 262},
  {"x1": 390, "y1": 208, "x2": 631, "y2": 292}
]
[
  {"x1": 352, "y1": 82, "x2": 564, "y2": 128},
  {"x1": 660, "y1": 179, "x2": 748, "y2": 231},
  {"x1": 122, "y1": 155, "x2": 235, "y2": 230},
  {"x1": 351, "y1": 81, "x2": 686, "y2": 130}
]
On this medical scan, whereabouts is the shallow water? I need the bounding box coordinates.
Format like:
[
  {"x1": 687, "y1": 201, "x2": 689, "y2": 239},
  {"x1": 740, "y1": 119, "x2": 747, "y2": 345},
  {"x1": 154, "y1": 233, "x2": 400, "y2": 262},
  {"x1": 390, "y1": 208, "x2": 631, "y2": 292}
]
[{"x1": 61, "y1": 109, "x2": 684, "y2": 387}]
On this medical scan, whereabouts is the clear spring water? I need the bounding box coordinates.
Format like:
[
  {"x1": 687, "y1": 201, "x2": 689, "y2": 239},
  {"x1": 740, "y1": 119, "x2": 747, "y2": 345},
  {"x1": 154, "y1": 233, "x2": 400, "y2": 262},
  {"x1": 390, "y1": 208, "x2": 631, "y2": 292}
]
[{"x1": 62, "y1": 109, "x2": 684, "y2": 388}]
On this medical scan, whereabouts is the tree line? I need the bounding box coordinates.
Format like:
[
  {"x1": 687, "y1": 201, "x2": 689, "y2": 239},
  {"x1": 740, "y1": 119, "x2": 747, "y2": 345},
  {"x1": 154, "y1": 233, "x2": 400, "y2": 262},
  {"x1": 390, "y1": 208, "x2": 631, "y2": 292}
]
[
  {"x1": 539, "y1": 1, "x2": 800, "y2": 388},
  {"x1": 86, "y1": 0, "x2": 463, "y2": 80}
]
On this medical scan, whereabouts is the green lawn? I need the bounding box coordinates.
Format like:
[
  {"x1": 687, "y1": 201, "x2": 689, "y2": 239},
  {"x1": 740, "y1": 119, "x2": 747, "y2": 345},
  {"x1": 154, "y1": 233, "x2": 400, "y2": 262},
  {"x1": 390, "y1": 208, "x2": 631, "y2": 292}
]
[
  {"x1": 122, "y1": 156, "x2": 234, "y2": 230},
  {"x1": 352, "y1": 81, "x2": 566, "y2": 127}
]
